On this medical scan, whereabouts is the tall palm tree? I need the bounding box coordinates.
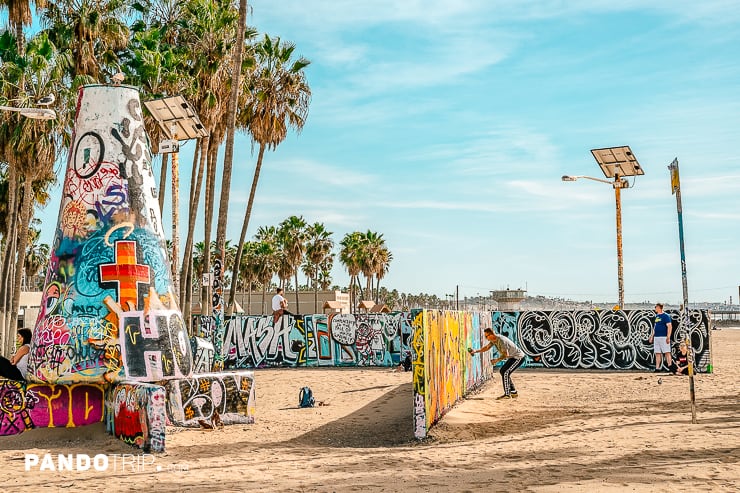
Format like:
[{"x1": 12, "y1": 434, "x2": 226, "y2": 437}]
[
  {"x1": 0, "y1": 31, "x2": 67, "y2": 353},
  {"x1": 355, "y1": 230, "x2": 389, "y2": 302},
  {"x1": 339, "y1": 231, "x2": 364, "y2": 312},
  {"x1": 176, "y1": 0, "x2": 236, "y2": 320},
  {"x1": 304, "y1": 222, "x2": 333, "y2": 312},
  {"x1": 278, "y1": 215, "x2": 306, "y2": 312},
  {"x1": 228, "y1": 33, "x2": 311, "y2": 313},
  {"x1": 373, "y1": 247, "x2": 392, "y2": 303},
  {"x1": 216, "y1": 0, "x2": 256, "y2": 317}
]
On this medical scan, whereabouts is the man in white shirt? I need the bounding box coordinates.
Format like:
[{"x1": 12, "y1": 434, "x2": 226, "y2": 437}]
[
  {"x1": 468, "y1": 328, "x2": 526, "y2": 400},
  {"x1": 271, "y1": 288, "x2": 289, "y2": 324}
]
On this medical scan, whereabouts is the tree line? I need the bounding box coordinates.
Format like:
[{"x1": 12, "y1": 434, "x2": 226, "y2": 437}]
[{"x1": 0, "y1": 0, "x2": 394, "y2": 353}]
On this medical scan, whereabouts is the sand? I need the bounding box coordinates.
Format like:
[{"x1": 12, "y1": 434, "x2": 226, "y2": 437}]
[{"x1": 1, "y1": 329, "x2": 738, "y2": 492}]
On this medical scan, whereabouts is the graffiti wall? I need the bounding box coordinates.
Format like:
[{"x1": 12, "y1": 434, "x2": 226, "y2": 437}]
[
  {"x1": 105, "y1": 382, "x2": 166, "y2": 452},
  {"x1": 164, "y1": 371, "x2": 255, "y2": 427},
  {"x1": 413, "y1": 310, "x2": 495, "y2": 439},
  {"x1": 0, "y1": 379, "x2": 104, "y2": 436},
  {"x1": 513, "y1": 309, "x2": 712, "y2": 371},
  {"x1": 28, "y1": 84, "x2": 192, "y2": 384},
  {"x1": 215, "y1": 313, "x2": 410, "y2": 369},
  {"x1": 412, "y1": 308, "x2": 712, "y2": 438}
]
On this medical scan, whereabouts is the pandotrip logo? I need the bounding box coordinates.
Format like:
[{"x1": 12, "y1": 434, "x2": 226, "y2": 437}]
[{"x1": 24, "y1": 453, "x2": 189, "y2": 473}]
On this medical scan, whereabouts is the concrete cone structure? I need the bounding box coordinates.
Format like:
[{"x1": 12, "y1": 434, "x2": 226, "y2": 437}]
[{"x1": 28, "y1": 84, "x2": 192, "y2": 384}]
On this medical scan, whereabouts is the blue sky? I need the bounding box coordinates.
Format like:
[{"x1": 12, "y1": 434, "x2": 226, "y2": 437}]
[{"x1": 31, "y1": 1, "x2": 740, "y2": 304}]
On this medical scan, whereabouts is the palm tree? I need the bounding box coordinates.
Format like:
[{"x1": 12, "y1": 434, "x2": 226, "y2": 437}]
[
  {"x1": 373, "y1": 247, "x2": 393, "y2": 303},
  {"x1": 42, "y1": 0, "x2": 130, "y2": 81},
  {"x1": 252, "y1": 239, "x2": 277, "y2": 314},
  {"x1": 173, "y1": 0, "x2": 248, "y2": 324},
  {"x1": 277, "y1": 215, "x2": 306, "y2": 312},
  {"x1": 216, "y1": 0, "x2": 256, "y2": 317},
  {"x1": 0, "y1": 0, "x2": 47, "y2": 53},
  {"x1": 228, "y1": 33, "x2": 311, "y2": 313},
  {"x1": 0, "y1": 31, "x2": 67, "y2": 353},
  {"x1": 23, "y1": 224, "x2": 49, "y2": 290},
  {"x1": 238, "y1": 240, "x2": 258, "y2": 314},
  {"x1": 176, "y1": 0, "x2": 237, "y2": 319},
  {"x1": 339, "y1": 232, "x2": 364, "y2": 312},
  {"x1": 304, "y1": 222, "x2": 333, "y2": 312}
]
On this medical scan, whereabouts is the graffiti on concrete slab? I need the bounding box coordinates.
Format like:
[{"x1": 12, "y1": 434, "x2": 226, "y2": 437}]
[
  {"x1": 105, "y1": 382, "x2": 166, "y2": 452},
  {"x1": 165, "y1": 372, "x2": 255, "y2": 427},
  {"x1": 0, "y1": 379, "x2": 104, "y2": 436}
]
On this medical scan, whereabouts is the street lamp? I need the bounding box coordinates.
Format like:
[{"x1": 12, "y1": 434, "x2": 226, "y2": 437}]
[
  {"x1": 0, "y1": 104, "x2": 56, "y2": 120},
  {"x1": 563, "y1": 146, "x2": 644, "y2": 309}
]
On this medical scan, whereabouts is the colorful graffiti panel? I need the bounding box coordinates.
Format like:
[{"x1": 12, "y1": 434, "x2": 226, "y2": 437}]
[
  {"x1": 216, "y1": 313, "x2": 406, "y2": 369},
  {"x1": 0, "y1": 379, "x2": 104, "y2": 436},
  {"x1": 29, "y1": 84, "x2": 192, "y2": 384},
  {"x1": 164, "y1": 371, "x2": 255, "y2": 427},
  {"x1": 105, "y1": 382, "x2": 166, "y2": 452}
]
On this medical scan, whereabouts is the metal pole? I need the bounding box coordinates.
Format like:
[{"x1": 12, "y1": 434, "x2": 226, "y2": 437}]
[
  {"x1": 614, "y1": 177, "x2": 624, "y2": 309},
  {"x1": 669, "y1": 158, "x2": 696, "y2": 424},
  {"x1": 171, "y1": 131, "x2": 180, "y2": 299},
  {"x1": 670, "y1": 158, "x2": 690, "y2": 334}
]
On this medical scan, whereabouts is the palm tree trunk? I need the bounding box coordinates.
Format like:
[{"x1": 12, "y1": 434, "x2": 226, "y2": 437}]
[
  {"x1": 10, "y1": 183, "x2": 34, "y2": 349},
  {"x1": 219, "y1": 0, "x2": 248, "y2": 317},
  {"x1": 314, "y1": 275, "x2": 318, "y2": 313},
  {"x1": 247, "y1": 285, "x2": 252, "y2": 315},
  {"x1": 0, "y1": 170, "x2": 19, "y2": 352},
  {"x1": 294, "y1": 272, "x2": 300, "y2": 314},
  {"x1": 201, "y1": 140, "x2": 217, "y2": 317},
  {"x1": 228, "y1": 144, "x2": 266, "y2": 313},
  {"x1": 181, "y1": 137, "x2": 208, "y2": 328}
]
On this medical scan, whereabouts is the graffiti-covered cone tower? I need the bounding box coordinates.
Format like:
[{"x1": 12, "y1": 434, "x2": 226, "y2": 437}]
[{"x1": 28, "y1": 84, "x2": 192, "y2": 384}]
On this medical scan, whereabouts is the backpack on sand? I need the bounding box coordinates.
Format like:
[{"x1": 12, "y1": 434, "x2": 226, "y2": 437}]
[{"x1": 299, "y1": 386, "x2": 315, "y2": 408}]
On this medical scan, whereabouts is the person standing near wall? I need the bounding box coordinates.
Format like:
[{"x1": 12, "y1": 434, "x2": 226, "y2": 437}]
[
  {"x1": 649, "y1": 303, "x2": 673, "y2": 372},
  {"x1": 271, "y1": 288, "x2": 290, "y2": 325},
  {"x1": 0, "y1": 328, "x2": 32, "y2": 381},
  {"x1": 468, "y1": 328, "x2": 526, "y2": 400}
]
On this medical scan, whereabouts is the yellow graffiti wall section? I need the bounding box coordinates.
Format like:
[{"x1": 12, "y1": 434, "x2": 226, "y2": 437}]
[{"x1": 413, "y1": 310, "x2": 494, "y2": 438}]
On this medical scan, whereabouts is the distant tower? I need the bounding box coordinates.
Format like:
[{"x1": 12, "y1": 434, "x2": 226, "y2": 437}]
[
  {"x1": 28, "y1": 84, "x2": 192, "y2": 384},
  {"x1": 491, "y1": 288, "x2": 527, "y2": 311}
]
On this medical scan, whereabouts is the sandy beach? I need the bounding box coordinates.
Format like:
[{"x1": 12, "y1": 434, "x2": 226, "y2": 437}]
[{"x1": 1, "y1": 329, "x2": 737, "y2": 492}]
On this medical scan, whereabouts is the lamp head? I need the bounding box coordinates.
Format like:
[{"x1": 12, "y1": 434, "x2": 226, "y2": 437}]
[
  {"x1": 561, "y1": 175, "x2": 578, "y2": 182},
  {"x1": 19, "y1": 107, "x2": 56, "y2": 120}
]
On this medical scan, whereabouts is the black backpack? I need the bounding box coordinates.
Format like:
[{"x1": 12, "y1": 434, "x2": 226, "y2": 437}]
[{"x1": 299, "y1": 386, "x2": 315, "y2": 408}]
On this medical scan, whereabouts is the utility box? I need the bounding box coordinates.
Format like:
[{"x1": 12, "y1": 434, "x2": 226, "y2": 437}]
[{"x1": 159, "y1": 139, "x2": 180, "y2": 154}]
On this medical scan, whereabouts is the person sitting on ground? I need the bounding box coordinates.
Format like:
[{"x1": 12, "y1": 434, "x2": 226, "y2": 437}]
[
  {"x1": 0, "y1": 328, "x2": 32, "y2": 382},
  {"x1": 394, "y1": 352, "x2": 413, "y2": 372},
  {"x1": 668, "y1": 341, "x2": 691, "y2": 375}
]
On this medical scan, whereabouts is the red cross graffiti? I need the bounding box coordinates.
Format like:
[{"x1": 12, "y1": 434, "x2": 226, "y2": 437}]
[{"x1": 99, "y1": 240, "x2": 150, "y2": 309}]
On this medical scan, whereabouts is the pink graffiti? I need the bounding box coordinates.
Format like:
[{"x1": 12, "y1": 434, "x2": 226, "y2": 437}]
[
  {"x1": 26, "y1": 384, "x2": 104, "y2": 428},
  {"x1": 35, "y1": 316, "x2": 70, "y2": 346}
]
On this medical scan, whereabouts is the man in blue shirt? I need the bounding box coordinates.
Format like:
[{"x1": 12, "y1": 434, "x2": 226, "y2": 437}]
[{"x1": 649, "y1": 303, "x2": 673, "y2": 372}]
